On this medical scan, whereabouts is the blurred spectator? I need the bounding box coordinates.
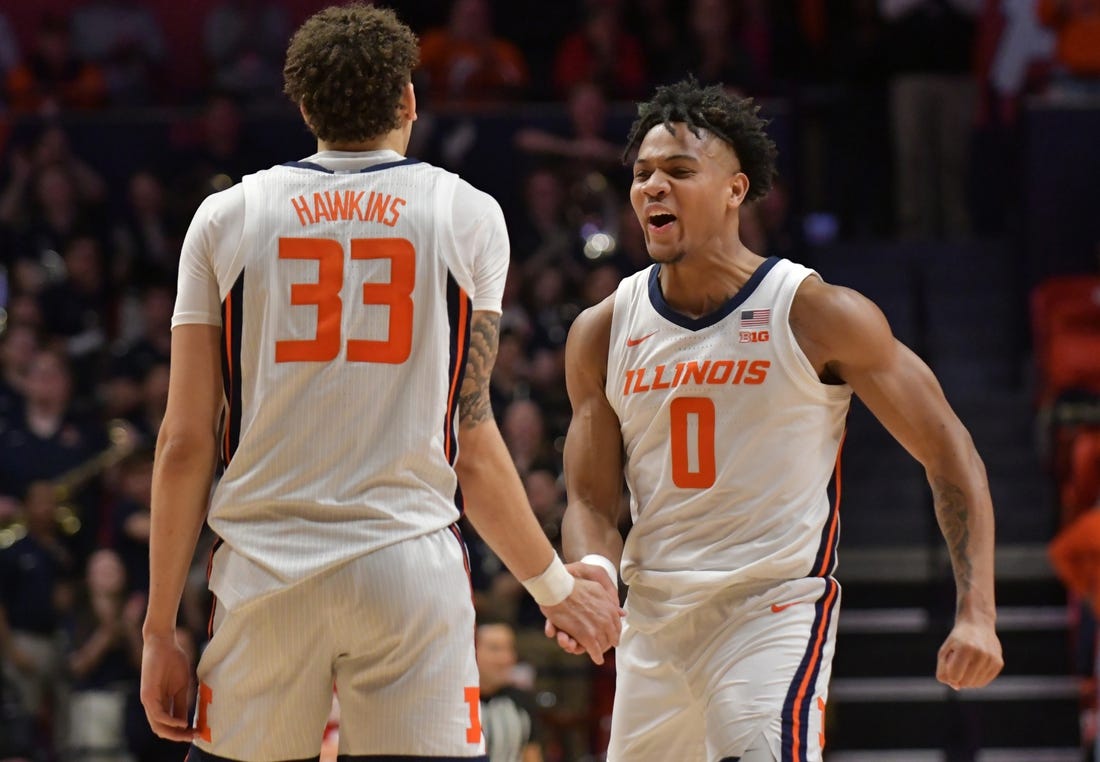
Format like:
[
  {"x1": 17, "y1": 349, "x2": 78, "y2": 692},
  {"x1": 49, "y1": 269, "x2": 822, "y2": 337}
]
[
  {"x1": 5, "y1": 13, "x2": 107, "y2": 115},
  {"x1": 552, "y1": 1, "x2": 647, "y2": 99},
  {"x1": 127, "y1": 362, "x2": 168, "y2": 449},
  {"x1": 0, "y1": 323, "x2": 38, "y2": 427},
  {"x1": 0, "y1": 481, "x2": 75, "y2": 748},
  {"x1": 626, "y1": 0, "x2": 688, "y2": 86},
  {"x1": 502, "y1": 398, "x2": 556, "y2": 476},
  {"x1": 971, "y1": 0, "x2": 1055, "y2": 233},
  {"x1": 509, "y1": 168, "x2": 577, "y2": 280},
  {"x1": 976, "y1": 0, "x2": 1056, "y2": 126},
  {"x1": 476, "y1": 618, "x2": 544, "y2": 762},
  {"x1": 203, "y1": 0, "x2": 290, "y2": 104},
  {"x1": 680, "y1": 0, "x2": 762, "y2": 92},
  {"x1": 168, "y1": 92, "x2": 258, "y2": 216},
  {"x1": 111, "y1": 169, "x2": 184, "y2": 287},
  {"x1": 37, "y1": 234, "x2": 112, "y2": 394},
  {"x1": 418, "y1": 0, "x2": 529, "y2": 106},
  {"x1": 1037, "y1": 0, "x2": 1100, "y2": 96},
  {"x1": 525, "y1": 468, "x2": 565, "y2": 545},
  {"x1": 579, "y1": 261, "x2": 621, "y2": 309},
  {"x1": 106, "y1": 451, "x2": 153, "y2": 594},
  {"x1": 0, "y1": 12, "x2": 21, "y2": 82},
  {"x1": 71, "y1": 0, "x2": 167, "y2": 106},
  {"x1": 0, "y1": 348, "x2": 108, "y2": 543},
  {"x1": 491, "y1": 324, "x2": 531, "y2": 420},
  {"x1": 102, "y1": 280, "x2": 173, "y2": 423},
  {"x1": 0, "y1": 606, "x2": 38, "y2": 760},
  {"x1": 0, "y1": 127, "x2": 108, "y2": 238},
  {"x1": 514, "y1": 82, "x2": 622, "y2": 182},
  {"x1": 64, "y1": 547, "x2": 142, "y2": 760},
  {"x1": 880, "y1": 0, "x2": 981, "y2": 238},
  {"x1": 4, "y1": 292, "x2": 44, "y2": 335}
]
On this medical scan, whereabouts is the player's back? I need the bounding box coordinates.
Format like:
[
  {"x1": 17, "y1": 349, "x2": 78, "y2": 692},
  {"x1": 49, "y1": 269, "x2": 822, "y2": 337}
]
[{"x1": 181, "y1": 150, "x2": 501, "y2": 600}]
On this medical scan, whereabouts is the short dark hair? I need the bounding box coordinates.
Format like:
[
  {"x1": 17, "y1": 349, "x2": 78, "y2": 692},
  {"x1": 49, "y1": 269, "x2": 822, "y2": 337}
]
[
  {"x1": 623, "y1": 79, "x2": 778, "y2": 202},
  {"x1": 283, "y1": 4, "x2": 420, "y2": 145}
]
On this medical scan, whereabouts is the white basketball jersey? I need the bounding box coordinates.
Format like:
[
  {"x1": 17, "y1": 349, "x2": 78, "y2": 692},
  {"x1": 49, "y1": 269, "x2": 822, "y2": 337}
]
[
  {"x1": 606, "y1": 258, "x2": 851, "y2": 631},
  {"x1": 173, "y1": 150, "x2": 508, "y2": 607}
]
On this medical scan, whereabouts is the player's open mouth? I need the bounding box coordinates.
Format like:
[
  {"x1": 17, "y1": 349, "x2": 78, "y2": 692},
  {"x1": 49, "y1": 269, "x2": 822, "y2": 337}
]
[{"x1": 648, "y1": 213, "x2": 677, "y2": 231}]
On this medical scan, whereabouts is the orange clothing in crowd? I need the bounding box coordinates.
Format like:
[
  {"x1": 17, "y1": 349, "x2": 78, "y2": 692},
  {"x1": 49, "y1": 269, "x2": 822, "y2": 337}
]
[
  {"x1": 1051, "y1": 509, "x2": 1100, "y2": 615},
  {"x1": 418, "y1": 30, "x2": 528, "y2": 104},
  {"x1": 6, "y1": 61, "x2": 107, "y2": 114},
  {"x1": 1038, "y1": 0, "x2": 1100, "y2": 76}
]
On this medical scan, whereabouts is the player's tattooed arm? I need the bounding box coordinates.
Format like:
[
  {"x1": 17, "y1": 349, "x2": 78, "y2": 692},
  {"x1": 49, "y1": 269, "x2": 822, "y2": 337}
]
[
  {"x1": 932, "y1": 476, "x2": 973, "y2": 596},
  {"x1": 458, "y1": 311, "x2": 500, "y2": 428}
]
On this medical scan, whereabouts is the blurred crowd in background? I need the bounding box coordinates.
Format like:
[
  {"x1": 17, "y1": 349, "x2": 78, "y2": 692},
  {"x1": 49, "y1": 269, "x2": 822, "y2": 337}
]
[{"x1": 0, "y1": 1, "x2": 1098, "y2": 760}]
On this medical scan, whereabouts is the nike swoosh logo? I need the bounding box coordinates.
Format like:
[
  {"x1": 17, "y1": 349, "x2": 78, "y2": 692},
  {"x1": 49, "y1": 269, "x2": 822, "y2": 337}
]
[
  {"x1": 770, "y1": 601, "x2": 805, "y2": 614},
  {"x1": 625, "y1": 331, "x2": 658, "y2": 347}
]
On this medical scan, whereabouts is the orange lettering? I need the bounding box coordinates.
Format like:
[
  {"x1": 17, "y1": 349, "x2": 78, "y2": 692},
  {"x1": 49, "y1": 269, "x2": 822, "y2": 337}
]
[
  {"x1": 359, "y1": 192, "x2": 375, "y2": 221},
  {"x1": 347, "y1": 238, "x2": 415, "y2": 364},
  {"x1": 275, "y1": 238, "x2": 343, "y2": 362},
  {"x1": 369, "y1": 193, "x2": 392, "y2": 223},
  {"x1": 196, "y1": 682, "x2": 213, "y2": 742},
  {"x1": 346, "y1": 190, "x2": 366, "y2": 220},
  {"x1": 632, "y1": 367, "x2": 651, "y2": 393},
  {"x1": 312, "y1": 192, "x2": 333, "y2": 222},
  {"x1": 707, "y1": 360, "x2": 734, "y2": 384},
  {"x1": 672, "y1": 362, "x2": 686, "y2": 386},
  {"x1": 670, "y1": 397, "x2": 716, "y2": 488},
  {"x1": 745, "y1": 360, "x2": 770, "y2": 384},
  {"x1": 684, "y1": 361, "x2": 710, "y2": 385},
  {"x1": 291, "y1": 195, "x2": 314, "y2": 226},
  {"x1": 327, "y1": 190, "x2": 349, "y2": 219},
  {"x1": 385, "y1": 197, "x2": 406, "y2": 227},
  {"x1": 623, "y1": 369, "x2": 635, "y2": 396},
  {"x1": 464, "y1": 686, "x2": 481, "y2": 744},
  {"x1": 275, "y1": 237, "x2": 417, "y2": 364},
  {"x1": 651, "y1": 364, "x2": 672, "y2": 390},
  {"x1": 731, "y1": 359, "x2": 748, "y2": 384}
]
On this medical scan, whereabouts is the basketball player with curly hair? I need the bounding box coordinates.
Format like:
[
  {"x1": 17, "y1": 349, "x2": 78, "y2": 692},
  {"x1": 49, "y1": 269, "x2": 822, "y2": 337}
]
[{"x1": 139, "y1": 6, "x2": 621, "y2": 760}]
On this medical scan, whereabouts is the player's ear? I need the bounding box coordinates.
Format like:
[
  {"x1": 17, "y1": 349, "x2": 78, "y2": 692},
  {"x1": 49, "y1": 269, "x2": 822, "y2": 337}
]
[
  {"x1": 728, "y1": 171, "x2": 749, "y2": 210},
  {"x1": 402, "y1": 81, "x2": 417, "y2": 124}
]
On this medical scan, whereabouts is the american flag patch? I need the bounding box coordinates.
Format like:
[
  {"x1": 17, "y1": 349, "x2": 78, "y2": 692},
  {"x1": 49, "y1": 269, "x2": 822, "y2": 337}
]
[{"x1": 740, "y1": 309, "x2": 770, "y2": 327}]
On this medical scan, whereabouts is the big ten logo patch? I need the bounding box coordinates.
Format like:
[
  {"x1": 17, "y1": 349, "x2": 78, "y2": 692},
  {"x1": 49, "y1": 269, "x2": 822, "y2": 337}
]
[{"x1": 739, "y1": 329, "x2": 769, "y2": 343}]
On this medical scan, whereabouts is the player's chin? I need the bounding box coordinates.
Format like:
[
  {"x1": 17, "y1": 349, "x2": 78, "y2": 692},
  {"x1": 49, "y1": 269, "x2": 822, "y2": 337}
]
[{"x1": 647, "y1": 245, "x2": 686, "y2": 265}]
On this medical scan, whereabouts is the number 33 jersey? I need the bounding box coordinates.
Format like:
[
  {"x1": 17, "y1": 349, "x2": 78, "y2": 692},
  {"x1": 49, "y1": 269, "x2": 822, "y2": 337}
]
[
  {"x1": 606, "y1": 258, "x2": 852, "y2": 632},
  {"x1": 173, "y1": 150, "x2": 508, "y2": 607}
]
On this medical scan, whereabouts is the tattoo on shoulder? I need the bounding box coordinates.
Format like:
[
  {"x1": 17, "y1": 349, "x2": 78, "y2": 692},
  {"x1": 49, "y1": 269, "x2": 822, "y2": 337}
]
[
  {"x1": 458, "y1": 311, "x2": 499, "y2": 428},
  {"x1": 932, "y1": 477, "x2": 972, "y2": 594}
]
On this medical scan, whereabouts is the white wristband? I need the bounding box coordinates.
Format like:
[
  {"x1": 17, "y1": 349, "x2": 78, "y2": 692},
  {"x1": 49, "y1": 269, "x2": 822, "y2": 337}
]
[
  {"x1": 580, "y1": 554, "x2": 618, "y2": 589},
  {"x1": 521, "y1": 555, "x2": 575, "y2": 606}
]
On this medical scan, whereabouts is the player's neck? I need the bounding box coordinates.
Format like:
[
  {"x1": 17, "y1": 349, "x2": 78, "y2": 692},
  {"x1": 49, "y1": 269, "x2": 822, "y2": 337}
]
[
  {"x1": 657, "y1": 245, "x2": 765, "y2": 319},
  {"x1": 316, "y1": 130, "x2": 408, "y2": 155}
]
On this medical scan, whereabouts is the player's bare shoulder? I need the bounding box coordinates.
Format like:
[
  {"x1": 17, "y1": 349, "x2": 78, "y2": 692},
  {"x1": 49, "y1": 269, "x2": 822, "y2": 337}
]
[
  {"x1": 565, "y1": 295, "x2": 616, "y2": 390},
  {"x1": 790, "y1": 274, "x2": 895, "y2": 379}
]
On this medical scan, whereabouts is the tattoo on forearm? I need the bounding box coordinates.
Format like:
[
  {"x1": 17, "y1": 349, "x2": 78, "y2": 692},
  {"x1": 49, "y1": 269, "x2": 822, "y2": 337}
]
[
  {"x1": 932, "y1": 477, "x2": 972, "y2": 595},
  {"x1": 458, "y1": 312, "x2": 500, "y2": 428}
]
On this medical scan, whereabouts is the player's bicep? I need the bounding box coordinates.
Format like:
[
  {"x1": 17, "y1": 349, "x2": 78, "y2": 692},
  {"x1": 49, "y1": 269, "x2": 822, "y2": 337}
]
[
  {"x1": 848, "y1": 342, "x2": 974, "y2": 470},
  {"x1": 563, "y1": 300, "x2": 623, "y2": 514},
  {"x1": 458, "y1": 310, "x2": 499, "y2": 429},
  {"x1": 803, "y1": 282, "x2": 971, "y2": 469},
  {"x1": 161, "y1": 324, "x2": 224, "y2": 446}
]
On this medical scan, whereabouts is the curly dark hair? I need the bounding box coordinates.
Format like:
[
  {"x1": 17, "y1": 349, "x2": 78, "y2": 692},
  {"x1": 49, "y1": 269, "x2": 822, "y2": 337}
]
[
  {"x1": 623, "y1": 79, "x2": 777, "y2": 202},
  {"x1": 283, "y1": 4, "x2": 420, "y2": 145}
]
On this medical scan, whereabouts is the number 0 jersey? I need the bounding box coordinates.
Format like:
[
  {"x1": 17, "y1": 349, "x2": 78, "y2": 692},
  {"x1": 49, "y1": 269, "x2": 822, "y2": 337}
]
[
  {"x1": 606, "y1": 258, "x2": 852, "y2": 632},
  {"x1": 173, "y1": 150, "x2": 508, "y2": 608}
]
